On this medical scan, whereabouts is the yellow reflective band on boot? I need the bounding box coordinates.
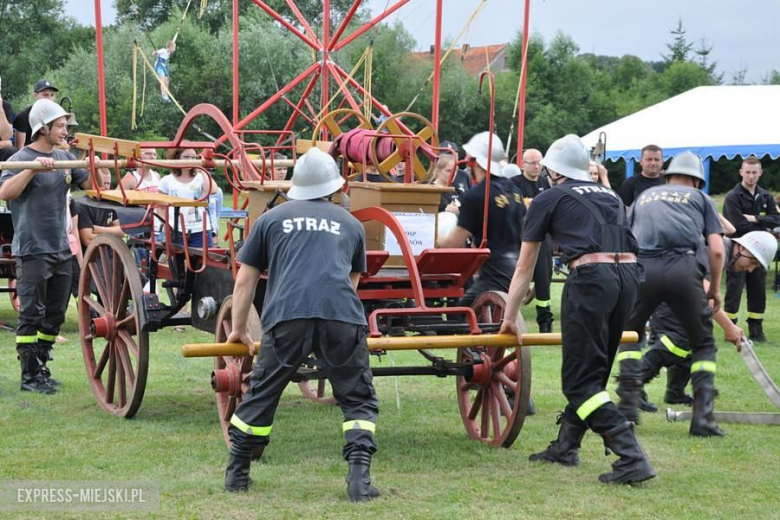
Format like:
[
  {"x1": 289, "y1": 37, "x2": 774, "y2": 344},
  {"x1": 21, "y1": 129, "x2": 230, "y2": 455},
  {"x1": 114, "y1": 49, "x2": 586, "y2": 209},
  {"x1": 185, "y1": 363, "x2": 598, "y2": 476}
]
[
  {"x1": 342, "y1": 420, "x2": 376, "y2": 434},
  {"x1": 576, "y1": 391, "x2": 611, "y2": 421},
  {"x1": 16, "y1": 336, "x2": 37, "y2": 344},
  {"x1": 534, "y1": 299, "x2": 551, "y2": 308},
  {"x1": 725, "y1": 312, "x2": 738, "y2": 319},
  {"x1": 747, "y1": 313, "x2": 763, "y2": 320},
  {"x1": 661, "y1": 335, "x2": 691, "y2": 359},
  {"x1": 691, "y1": 361, "x2": 717, "y2": 374},
  {"x1": 615, "y1": 351, "x2": 642, "y2": 362},
  {"x1": 37, "y1": 332, "x2": 57, "y2": 342},
  {"x1": 229, "y1": 414, "x2": 272, "y2": 436}
]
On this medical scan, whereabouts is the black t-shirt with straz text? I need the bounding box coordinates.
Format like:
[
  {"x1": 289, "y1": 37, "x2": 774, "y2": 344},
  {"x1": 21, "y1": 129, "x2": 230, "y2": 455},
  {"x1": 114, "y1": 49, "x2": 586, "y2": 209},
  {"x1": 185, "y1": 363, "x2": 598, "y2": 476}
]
[
  {"x1": 523, "y1": 180, "x2": 638, "y2": 263},
  {"x1": 238, "y1": 199, "x2": 367, "y2": 331},
  {"x1": 457, "y1": 175, "x2": 526, "y2": 253},
  {"x1": 617, "y1": 173, "x2": 663, "y2": 207}
]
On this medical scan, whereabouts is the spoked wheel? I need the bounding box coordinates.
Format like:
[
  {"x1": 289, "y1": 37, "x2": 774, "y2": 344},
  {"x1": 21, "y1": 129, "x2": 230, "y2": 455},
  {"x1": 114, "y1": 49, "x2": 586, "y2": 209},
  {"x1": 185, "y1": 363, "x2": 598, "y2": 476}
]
[
  {"x1": 456, "y1": 291, "x2": 532, "y2": 447},
  {"x1": 9, "y1": 278, "x2": 20, "y2": 312},
  {"x1": 213, "y1": 296, "x2": 262, "y2": 449},
  {"x1": 79, "y1": 234, "x2": 149, "y2": 418},
  {"x1": 371, "y1": 112, "x2": 439, "y2": 182},
  {"x1": 297, "y1": 356, "x2": 336, "y2": 404}
]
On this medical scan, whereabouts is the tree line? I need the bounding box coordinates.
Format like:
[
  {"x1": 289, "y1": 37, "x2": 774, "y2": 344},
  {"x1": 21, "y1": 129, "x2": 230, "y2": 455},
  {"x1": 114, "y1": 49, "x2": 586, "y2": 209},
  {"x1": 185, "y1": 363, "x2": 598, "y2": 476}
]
[{"x1": 1, "y1": 1, "x2": 777, "y2": 193}]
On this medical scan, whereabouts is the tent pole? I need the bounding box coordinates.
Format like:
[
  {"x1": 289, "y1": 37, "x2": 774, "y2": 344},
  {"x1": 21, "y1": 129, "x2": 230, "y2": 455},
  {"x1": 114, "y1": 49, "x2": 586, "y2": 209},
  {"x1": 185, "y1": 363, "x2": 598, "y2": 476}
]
[{"x1": 703, "y1": 156, "x2": 711, "y2": 194}]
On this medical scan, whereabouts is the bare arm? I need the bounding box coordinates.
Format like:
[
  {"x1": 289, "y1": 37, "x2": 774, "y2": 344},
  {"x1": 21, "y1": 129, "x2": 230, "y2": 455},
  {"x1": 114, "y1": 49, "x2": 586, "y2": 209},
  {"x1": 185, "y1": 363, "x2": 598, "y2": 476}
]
[
  {"x1": 718, "y1": 214, "x2": 736, "y2": 236},
  {"x1": 702, "y1": 278, "x2": 742, "y2": 345},
  {"x1": 705, "y1": 233, "x2": 725, "y2": 313},
  {"x1": 120, "y1": 172, "x2": 138, "y2": 190},
  {"x1": 499, "y1": 241, "x2": 542, "y2": 338},
  {"x1": 436, "y1": 226, "x2": 471, "y2": 248},
  {"x1": 0, "y1": 169, "x2": 37, "y2": 200},
  {"x1": 79, "y1": 222, "x2": 124, "y2": 246},
  {"x1": 226, "y1": 264, "x2": 262, "y2": 355}
]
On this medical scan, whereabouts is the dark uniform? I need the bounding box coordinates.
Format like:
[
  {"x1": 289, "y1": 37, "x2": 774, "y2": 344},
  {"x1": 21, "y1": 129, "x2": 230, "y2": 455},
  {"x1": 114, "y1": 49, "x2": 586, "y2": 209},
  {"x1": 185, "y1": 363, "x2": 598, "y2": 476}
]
[
  {"x1": 723, "y1": 182, "x2": 780, "y2": 340},
  {"x1": 523, "y1": 179, "x2": 653, "y2": 484},
  {"x1": 617, "y1": 185, "x2": 724, "y2": 436},
  {"x1": 0, "y1": 146, "x2": 89, "y2": 393},
  {"x1": 227, "y1": 199, "x2": 378, "y2": 483},
  {"x1": 640, "y1": 243, "x2": 727, "y2": 403},
  {"x1": 457, "y1": 175, "x2": 526, "y2": 307},
  {"x1": 617, "y1": 173, "x2": 663, "y2": 207},
  {"x1": 512, "y1": 173, "x2": 553, "y2": 331}
]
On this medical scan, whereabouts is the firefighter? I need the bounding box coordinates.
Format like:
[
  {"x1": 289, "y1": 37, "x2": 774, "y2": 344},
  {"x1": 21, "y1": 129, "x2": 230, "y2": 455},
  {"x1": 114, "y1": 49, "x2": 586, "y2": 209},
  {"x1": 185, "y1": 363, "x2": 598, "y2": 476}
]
[
  {"x1": 723, "y1": 156, "x2": 780, "y2": 342},
  {"x1": 512, "y1": 149, "x2": 554, "y2": 333},
  {"x1": 223, "y1": 148, "x2": 379, "y2": 502},
  {"x1": 500, "y1": 134, "x2": 654, "y2": 485},
  {"x1": 0, "y1": 99, "x2": 92, "y2": 393},
  {"x1": 436, "y1": 132, "x2": 526, "y2": 308},
  {"x1": 640, "y1": 232, "x2": 777, "y2": 405},
  {"x1": 615, "y1": 151, "x2": 726, "y2": 437}
]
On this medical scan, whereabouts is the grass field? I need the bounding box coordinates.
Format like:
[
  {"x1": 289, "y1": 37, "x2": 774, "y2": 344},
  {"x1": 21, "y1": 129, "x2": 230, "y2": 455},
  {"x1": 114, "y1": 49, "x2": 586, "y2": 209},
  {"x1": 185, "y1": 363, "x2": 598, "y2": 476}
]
[{"x1": 0, "y1": 266, "x2": 778, "y2": 519}]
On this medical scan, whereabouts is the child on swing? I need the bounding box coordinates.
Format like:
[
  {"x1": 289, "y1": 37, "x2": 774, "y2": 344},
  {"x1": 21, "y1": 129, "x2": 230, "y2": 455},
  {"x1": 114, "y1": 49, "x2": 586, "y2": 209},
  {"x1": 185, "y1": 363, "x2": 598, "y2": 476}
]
[{"x1": 153, "y1": 40, "x2": 176, "y2": 102}]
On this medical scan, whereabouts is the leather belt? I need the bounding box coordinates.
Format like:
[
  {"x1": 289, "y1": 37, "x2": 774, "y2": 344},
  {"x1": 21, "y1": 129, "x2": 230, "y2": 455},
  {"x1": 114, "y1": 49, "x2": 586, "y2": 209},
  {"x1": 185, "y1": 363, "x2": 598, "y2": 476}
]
[{"x1": 569, "y1": 252, "x2": 637, "y2": 269}]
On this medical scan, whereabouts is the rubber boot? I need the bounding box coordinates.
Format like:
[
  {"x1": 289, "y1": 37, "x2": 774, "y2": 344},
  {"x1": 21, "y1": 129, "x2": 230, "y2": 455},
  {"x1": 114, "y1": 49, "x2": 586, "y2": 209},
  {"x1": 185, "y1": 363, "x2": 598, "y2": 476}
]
[
  {"x1": 529, "y1": 409, "x2": 587, "y2": 466},
  {"x1": 616, "y1": 354, "x2": 643, "y2": 425},
  {"x1": 346, "y1": 452, "x2": 380, "y2": 502},
  {"x1": 537, "y1": 306, "x2": 553, "y2": 334},
  {"x1": 747, "y1": 319, "x2": 767, "y2": 343},
  {"x1": 36, "y1": 341, "x2": 61, "y2": 387},
  {"x1": 526, "y1": 397, "x2": 536, "y2": 416},
  {"x1": 598, "y1": 422, "x2": 655, "y2": 485},
  {"x1": 664, "y1": 363, "x2": 693, "y2": 406},
  {"x1": 690, "y1": 372, "x2": 725, "y2": 437},
  {"x1": 225, "y1": 431, "x2": 266, "y2": 492},
  {"x1": 18, "y1": 347, "x2": 57, "y2": 395}
]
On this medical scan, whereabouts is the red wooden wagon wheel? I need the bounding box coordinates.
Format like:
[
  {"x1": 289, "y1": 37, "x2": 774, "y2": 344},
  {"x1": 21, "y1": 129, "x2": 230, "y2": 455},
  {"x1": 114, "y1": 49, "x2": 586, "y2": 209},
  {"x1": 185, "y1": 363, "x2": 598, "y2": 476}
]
[
  {"x1": 79, "y1": 234, "x2": 149, "y2": 418},
  {"x1": 213, "y1": 295, "x2": 262, "y2": 449},
  {"x1": 9, "y1": 278, "x2": 20, "y2": 312},
  {"x1": 456, "y1": 291, "x2": 532, "y2": 447},
  {"x1": 297, "y1": 357, "x2": 336, "y2": 404},
  {"x1": 371, "y1": 112, "x2": 439, "y2": 183},
  {"x1": 311, "y1": 108, "x2": 373, "y2": 180}
]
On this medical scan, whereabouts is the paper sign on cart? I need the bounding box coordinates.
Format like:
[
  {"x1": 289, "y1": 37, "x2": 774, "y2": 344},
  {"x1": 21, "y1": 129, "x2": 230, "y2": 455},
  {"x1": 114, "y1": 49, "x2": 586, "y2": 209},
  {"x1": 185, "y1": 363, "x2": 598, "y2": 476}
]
[{"x1": 384, "y1": 212, "x2": 436, "y2": 256}]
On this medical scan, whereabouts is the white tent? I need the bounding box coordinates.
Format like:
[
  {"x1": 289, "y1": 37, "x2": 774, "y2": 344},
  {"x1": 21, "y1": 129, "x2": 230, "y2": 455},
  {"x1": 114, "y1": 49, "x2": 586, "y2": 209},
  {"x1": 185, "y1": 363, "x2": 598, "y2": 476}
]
[{"x1": 582, "y1": 85, "x2": 780, "y2": 190}]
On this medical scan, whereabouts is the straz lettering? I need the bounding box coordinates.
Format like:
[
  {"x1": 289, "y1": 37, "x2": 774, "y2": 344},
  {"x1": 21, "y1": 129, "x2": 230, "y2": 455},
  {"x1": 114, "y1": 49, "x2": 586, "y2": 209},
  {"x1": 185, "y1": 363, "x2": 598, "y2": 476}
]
[
  {"x1": 571, "y1": 185, "x2": 619, "y2": 198},
  {"x1": 282, "y1": 217, "x2": 341, "y2": 235},
  {"x1": 638, "y1": 191, "x2": 692, "y2": 206}
]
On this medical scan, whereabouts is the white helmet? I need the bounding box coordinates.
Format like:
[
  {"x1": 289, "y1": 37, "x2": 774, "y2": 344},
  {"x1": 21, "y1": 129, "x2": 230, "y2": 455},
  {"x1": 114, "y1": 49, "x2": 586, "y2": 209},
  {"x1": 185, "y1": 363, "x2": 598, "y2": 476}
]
[
  {"x1": 29, "y1": 98, "x2": 70, "y2": 138},
  {"x1": 502, "y1": 163, "x2": 522, "y2": 179},
  {"x1": 666, "y1": 151, "x2": 706, "y2": 187},
  {"x1": 463, "y1": 132, "x2": 506, "y2": 177},
  {"x1": 287, "y1": 148, "x2": 344, "y2": 200},
  {"x1": 540, "y1": 134, "x2": 591, "y2": 182},
  {"x1": 733, "y1": 231, "x2": 777, "y2": 271}
]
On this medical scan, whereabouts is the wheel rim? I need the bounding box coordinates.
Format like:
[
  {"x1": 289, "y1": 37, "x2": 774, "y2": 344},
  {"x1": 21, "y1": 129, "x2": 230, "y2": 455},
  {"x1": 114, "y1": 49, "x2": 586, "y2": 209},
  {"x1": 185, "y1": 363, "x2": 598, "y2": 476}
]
[
  {"x1": 371, "y1": 112, "x2": 439, "y2": 182},
  {"x1": 79, "y1": 234, "x2": 149, "y2": 418},
  {"x1": 213, "y1": 296, "x2": 262, "y2": 449},
  {"x1": 456, "y1": 291, "x2": 531, "y2": 447}
]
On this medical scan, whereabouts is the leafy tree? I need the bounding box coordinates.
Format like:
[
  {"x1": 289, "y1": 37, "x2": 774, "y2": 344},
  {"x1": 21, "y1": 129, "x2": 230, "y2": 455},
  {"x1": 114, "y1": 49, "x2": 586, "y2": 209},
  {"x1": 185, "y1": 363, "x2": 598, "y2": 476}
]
[{"x1": 764, "y1": 70, "x2": 780, "y2": 85}]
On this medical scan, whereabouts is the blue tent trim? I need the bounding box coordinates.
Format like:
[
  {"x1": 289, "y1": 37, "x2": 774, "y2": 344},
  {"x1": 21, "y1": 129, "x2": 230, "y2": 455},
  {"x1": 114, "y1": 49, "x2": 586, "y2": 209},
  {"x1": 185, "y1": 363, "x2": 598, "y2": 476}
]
[{"x1": 606, "y1": 144, "x2": 780, "y2": 163}]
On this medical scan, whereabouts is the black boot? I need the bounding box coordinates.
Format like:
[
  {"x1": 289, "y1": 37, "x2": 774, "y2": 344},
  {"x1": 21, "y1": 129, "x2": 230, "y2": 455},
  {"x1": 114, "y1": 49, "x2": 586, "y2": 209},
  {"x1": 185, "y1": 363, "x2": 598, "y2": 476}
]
[
  {"x1": 598, "y1": 422, "x2": 655, "y2": 485},
  {"x1": 616, "y1": 354, "x2": 643, "y2": 425},
  {"x1": 18, "y1": 347, "x2": 57, "y2": 395},
  {"x1": 536, "y1": 306, "x2": 553, "y2": 334},
  {"x1": 747, "y1": 319, "x2": 767, "y2": 343},
  {"x1": 36, "y1": 342, "x2": 61, "y2": 387},
  {"x1": 690, "y1": 372, "x2": 725, "y2": 437},
  {"x1": 346, "y1": 452, "x2": 380, "y2": 502},
  {"x1": 526, "y1": 397, "x2": 536, "y2": 416},
  {"x1": 664, "y1": 364, "x2": 693, "y2": 406},
  {"x1": 529, "y1": 409, "x2": 587, "y2": 466},
  {"x1": 225, "y1": 431, "x2": 266, "y2": 492}
]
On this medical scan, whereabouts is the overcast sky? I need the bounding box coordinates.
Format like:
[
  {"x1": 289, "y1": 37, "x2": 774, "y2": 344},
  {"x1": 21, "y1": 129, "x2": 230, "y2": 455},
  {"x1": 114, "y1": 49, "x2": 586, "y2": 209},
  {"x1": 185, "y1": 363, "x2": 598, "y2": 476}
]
[{"x1": 66, "y1": 0, "x2": 779, "y2": 82}]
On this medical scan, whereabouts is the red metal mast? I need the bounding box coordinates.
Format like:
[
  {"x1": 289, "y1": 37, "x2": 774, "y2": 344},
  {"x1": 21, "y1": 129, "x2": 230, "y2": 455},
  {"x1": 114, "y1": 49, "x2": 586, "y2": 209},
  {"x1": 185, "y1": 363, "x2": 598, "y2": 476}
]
[
  {"x1": 515, "y1": 0, "x2": 531, "y2": 163},
  {"x1": 431, "y1": 0, "x2": 443, "y2": 131},
  {"x1": 94, "y1": 0, "x2": 108, "y2": 137}
]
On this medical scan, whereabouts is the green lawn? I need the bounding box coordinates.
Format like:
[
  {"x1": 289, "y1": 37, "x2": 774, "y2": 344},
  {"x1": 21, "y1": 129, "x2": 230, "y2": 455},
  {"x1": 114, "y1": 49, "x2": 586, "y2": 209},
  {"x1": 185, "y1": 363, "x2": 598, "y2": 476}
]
[{"x1": 0, "y1": 268, "x2": 778, "y2": 519}]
